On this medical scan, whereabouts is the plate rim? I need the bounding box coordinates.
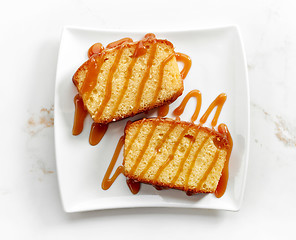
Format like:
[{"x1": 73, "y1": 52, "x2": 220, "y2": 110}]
[{"x1": 54, "y1": 25, "x2": 250, "y2": 213}]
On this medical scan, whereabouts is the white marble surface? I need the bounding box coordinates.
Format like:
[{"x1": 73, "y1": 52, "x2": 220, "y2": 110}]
[{"x1": 1, "y1": 0, "x2": 295, "y2": 239}]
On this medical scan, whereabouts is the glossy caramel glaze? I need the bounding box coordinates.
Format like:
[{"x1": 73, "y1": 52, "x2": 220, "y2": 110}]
[
  {"x1": 129, "y1": 121, "x2": 160, "y2": 175},
  {"x1": 152, "y1": 124, "x2": 191, "y2": 183},
  {"x1": 133, "y1": 33, "x2": 156, "y2": 58},
  {"x1": 102, "y1": 136, "x2": 124, "y2": 190},
  {"x1": 169, "y1": 130, "x2": 199, "y2": 187},
  {"x1": 200, "y1": 93, "x2": 227, "y2": 127},
  {"x1": 173, "y1": 90, "x2": 202, "y2": 122},
  {"x1": 175, "y1": 52, "x2": 192, "y2": 80},
  {"x1": 89, "y1": 123, "x2": 108, "y2": 146},
  {"x1": 158, "y1": 104, "x2": 169, "y2": 117},
  {"x1": 106, "y1": 37, "x2": 133, "y2": 49},
  {"x1": 80, "y1": 53, "x2": 105, "y2": 95},
  {"x1": 133, "y1": 43, "x2": 157, "y2": 112},
  {"x1": 151, "y1": 53, "x2": 175, "y2": 106},
  {"x1": 138, "y1": 123, "x2": 176, "y2": 180},
  {"x1": 126, "y1": 178, "x2": 141, "y2": 194},
  {"x1": 110, "y1": 34, "x2": 157, "y2": 117},
  {"x1": 72, "y1": 94, "x2": 88, "y2": 135},
  {"x1": 88, "y1": 43, "x2": 104, "y2": 58},
  {"x1": 184, "y1": 135, "x2": 210, "y2": 191},
  {"x1": 215, "y1": 123, "x2": 233, "y2": 198},
  {"x1": 195, "y1": 150, "x2": 220, "y2": 190},
  {"x1": 94, "y1": 47, "x2": 124, "y2": 121}
]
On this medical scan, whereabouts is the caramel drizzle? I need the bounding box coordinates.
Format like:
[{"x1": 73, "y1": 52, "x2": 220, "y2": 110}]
[
  {"x1": 184, "y1": 135, "x2": 210, "y2": 190},
  {"x1": 200, "y1": 93, "x2": 227, "y2": 127},
  {"x1": 173, "y1": 90, "x2": 202, "y2": 122},
  {"x1": 126, "y1": 178, "x2": 141, "y2": 194},
  {"x1": 110, "y1": 42, "x2": 140, "y2": 117},
  {"x1": 106, "y1": 38, "x2": 133, "y2": 49},
  {"x1": 169, "y1": 130, "x2": 199, "y2": 187},
  {"x1": 94, "y1": 48, "x2": 124, "y2": 121},
  {"x1": 215, "y1": 123, "x2": 233, "y2": 198},
  {"x1": 124, "y1": 121, "x2": 144, "y2": 156},
  {"x1": 151, "y1": 53, "x2": 175, "y2": 105},
  {"x1": 80, "y1": 54, "x2": 105, "y2": 95},
  {"x1": 88, "y1": 43, "x2": 104, "y2": 58},
  {"x1": 138, "y1": 123, "x2": 176, "y2": 179},
  {"x1": 133, "y1": 43, "x2": 157, "y2": 112},
  {"x1": 175, "y1": 52, "x2": 192, "y2": 80},
  {"x1": 89, "y1": 123, "x2": 108, "y2": 146},
  {"x1": 101, "y1": 136, "x2": 124, "y2": 190},
  {"x1": 72, "y1": 94, "x2": 88, "y2": 135},
  {"x1": 129, "y1": 120, "x2": 160, "y2": 175},
  {"x1": 158, "y1": 104, "x2": 169, "y2": 117},
  {"x1": 153, "y1": 125, "x2": 191, "y2": 183},
  {"x1": 195, "y1": 150, "x2": 220, "y2": 190}
]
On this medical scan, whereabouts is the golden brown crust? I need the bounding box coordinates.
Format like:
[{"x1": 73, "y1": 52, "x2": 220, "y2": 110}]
[{"x1": 123, "y1": 118, "x2": 230, "y2": 194}]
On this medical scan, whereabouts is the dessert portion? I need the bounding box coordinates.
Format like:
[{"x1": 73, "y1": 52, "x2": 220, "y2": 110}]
[
  {"x1": 72, "y1": 34, "x2": 184, "y2": 124},
  {"x1": 123, "y1": 118, "x2": 231, "y2": 194}
]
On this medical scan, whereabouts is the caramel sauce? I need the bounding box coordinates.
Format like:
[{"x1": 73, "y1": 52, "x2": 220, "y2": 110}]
[
  {"x1": 154, "y1": 185, "x2": 166, "y2": 191},
  {"x1": 153, "y1": 125, "x2": 191, "y2": 183},
  {"x1": 133, "y1": 43, "x2": 157, "y2": 112},
  {"x1": 138, "y1": 123, "x2": 176, "y2": 179},
  {"x1": 158, "y1": 104, "x2": 169, "y2": 117},
  {"x1": 195, "y1": 150, "x2": 220, "y2": 190},
  {"x1": 94, "y1": 48, "x2": 124, "y2": 121},
  {"x1": 106, "y1": 37, "x2": 133, "y2": 49},
  {"x1": 175, "y1": 52, "x2": 192, "y2": 80},
  {"x1": 133, "y1": 34, "x2": 156, "y2": 58},
  {"x1": 184, "y1": 135, "x2": 210, "y2": 190},
  {"x1": 173, "y1": 90, "x2": 202, "y2": 122},
  {"x1": 129, "y1": 121, "x2": 160, "y2": 175},
  {"x1": 89, "y1": 123, "x2": 108, "y2": 146},
  {"x1": 143, "y1": 33, "x2": 156, "y2": 40},
  {"x1": 200, "y1": 93, "x2": 227, "y2": 127},
  {"x1": 88, "y1": 43, "x2": 104, "y2": 58},
  {"x1": 126, "y1": 178, "x2": 141, "y2": 194},
  {"x1": 80, "y1": 54, "x2": 105, "y2": 95},
  {"x1": 133, "y1": 40, "x2": 147, "y2": 58},
  {"x1": 102, "y1": 136, "x2": 124, "y2": 190},
  {"x1": 112, "y1": 57, "x2": 137, "y2": 117},
  {"x1": 124, "y1": 120, "x2": 145, "y2": 157},
  {"x1": 151, "y1": 53, "x2": 175, "y2": 105},
  {"x1": 215, "y1": 123, "x2": 233, "y2": 198},
  {"x1": 72, "y1": 94, "x2": 88, "y2": 135},
  {"x1": 169, "y1": 130, "x2": 198, "y2": 186}
]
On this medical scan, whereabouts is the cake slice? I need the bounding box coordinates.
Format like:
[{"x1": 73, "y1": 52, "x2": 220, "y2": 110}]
[
  {"x1": 73, "y1": 35, "x2": 183, "y2": 124},
  {"x1": 123, "y1": 118, "x2": 231, "y2": 194}
]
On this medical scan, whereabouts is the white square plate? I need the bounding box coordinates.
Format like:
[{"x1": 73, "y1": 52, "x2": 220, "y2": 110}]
[{"x1": 54, "y1": 26, "x2": 249, "y2": 212}]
